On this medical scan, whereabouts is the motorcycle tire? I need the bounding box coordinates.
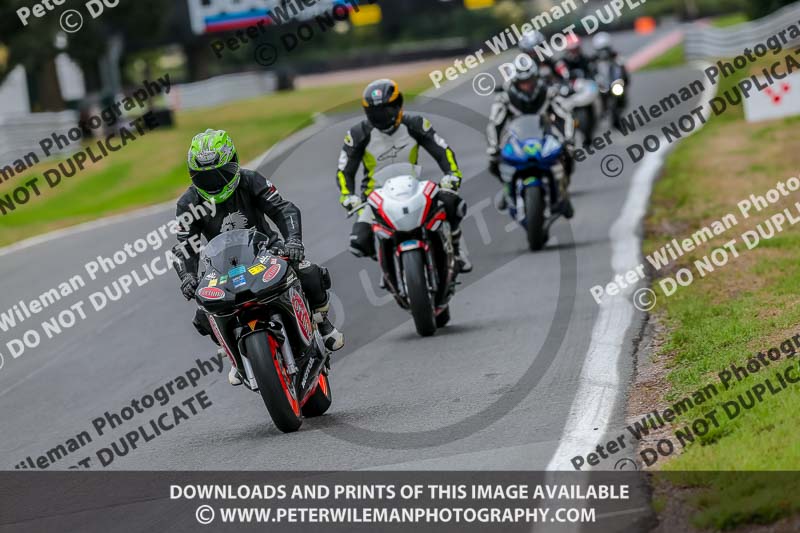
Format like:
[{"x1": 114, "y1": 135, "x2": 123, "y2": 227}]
[
  {"x1": 302, "y1": 373, "x2": 332, "y2": 417},
  {"x1": 402, "y1": 250, "x2": 437, "y2": 337},
  {"x1": 435, "y1": 306, "x2": 451, "y2": 328},
  {"x1": 575, "y1": 107, "x2": 596, "y2": 146},
  {"x1": 525, "y1": 186, "x2": 546, "y2": 251},
  {"x1": 246, "y1": 333, "x2": 303, "y2": 433}
]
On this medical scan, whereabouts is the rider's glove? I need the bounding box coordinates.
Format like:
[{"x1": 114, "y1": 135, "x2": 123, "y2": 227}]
[
  {"x1": 180, "y1": 274, "x2": 199, "y2": 301},
  {"x1": 440, "y1": 174, "x2": 461, "y2": 192},
  {"x1": 340, "y1": 194, "x2": 361, "y2": 212},
  {"x1": 284, "y1": 238, "x2": 305, "y2": 263}
]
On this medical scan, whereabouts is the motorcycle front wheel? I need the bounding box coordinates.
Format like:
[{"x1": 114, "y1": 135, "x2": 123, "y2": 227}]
[
  {"x1": 302, "y1": 373, "x2": 332, "y2": 417},
  {"x1": 246, "y1": 333, "x2": 303, "y2": 433},
  {"x1": 525, "y1": 186, "x2": 546, "y2": 251},
  {"x1": 402, "y1": 250, "x2": 437, "y2": 337}
]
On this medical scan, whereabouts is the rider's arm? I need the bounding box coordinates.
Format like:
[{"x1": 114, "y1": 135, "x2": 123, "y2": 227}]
[
  {"x1": 487, "y1": 93, "x2": 510, "y2": 158},
  {"x1": 336, "y1": 122, "x2": 370, "y2": 201},
  {"x1": 405, "y1": 115, "x2": 462, "y2": 179},
  {"x1": 172, "y1": 193, "x2": 203, "y2": 280},
  {"x1": 549, "y1": 97, "x2": 576, "y2": 143},
  {"x1": 249, "y1": 170, "x2": 303, "y2": 242}
]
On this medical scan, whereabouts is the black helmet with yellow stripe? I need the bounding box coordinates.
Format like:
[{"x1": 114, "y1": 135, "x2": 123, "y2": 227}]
[{"x1": 362, "y1": 79, "x2": 404, "y2": 133}]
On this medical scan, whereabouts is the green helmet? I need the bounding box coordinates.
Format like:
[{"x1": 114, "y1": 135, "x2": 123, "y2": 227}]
[{"x1": 187, "y1": 129, "x2": 240, "y2": 204}]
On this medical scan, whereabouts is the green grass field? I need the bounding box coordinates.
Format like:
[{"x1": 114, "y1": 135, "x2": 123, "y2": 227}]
[
  {"x1": 643, "y1": 49, "x2": 800, "y2": 529},
  {"x1": 0, "y1": 71, "x2": 433, "y2": 246}
]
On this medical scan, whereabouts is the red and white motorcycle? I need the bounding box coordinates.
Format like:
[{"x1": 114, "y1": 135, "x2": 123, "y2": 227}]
[{"x1": 350, "y1": 163, "x2": 459, "y2": 337}]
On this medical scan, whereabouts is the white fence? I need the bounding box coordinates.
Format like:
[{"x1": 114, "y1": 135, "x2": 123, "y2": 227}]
[
  {"x1": 0, "y1": 69, "x2": 278, "y2": 167},
  {"x1": 685, "y1": 2, "x2": 800, "y2": 58},
  {"x1": 169, "y1": 71, "x2": 278, "y2": 110},
  {"x1": 0, "y1": 111, "x2": 78, "y2": 168}
]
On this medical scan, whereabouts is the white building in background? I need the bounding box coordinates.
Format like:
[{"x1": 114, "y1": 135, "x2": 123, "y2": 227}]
[{"x1": 0, "y1": 66, "x2": 31, "y2": 116}]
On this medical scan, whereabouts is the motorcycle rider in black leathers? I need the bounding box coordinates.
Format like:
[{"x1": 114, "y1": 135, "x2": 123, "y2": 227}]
[
  {"x1": 592, "y1": 32, "x2": 630, "y2": 113},
  {"x1": 172, "y1": 129, "x2": 344, "y2": 386},
  {"x1": 487, "y1": 61, "x2": 575, "y2": 219},
  {"x1": 557, "y1": 34, "x2": 595, "y2": 81},
  {"x1": 337, "y1": 79, "x2": 472, "y2": 273}
]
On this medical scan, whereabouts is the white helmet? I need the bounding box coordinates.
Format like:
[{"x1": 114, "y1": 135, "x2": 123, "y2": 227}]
[
  {"x1": 593, "y1": 32, "x2": 612, "y2": 51},
  {"x1": 519, "y1": 31, "x2": 546, "y2": 55}
]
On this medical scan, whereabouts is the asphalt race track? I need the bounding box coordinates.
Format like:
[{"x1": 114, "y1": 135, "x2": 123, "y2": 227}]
[{"x1": 0, "y1": 27, "x2": 704, "y2": 490}]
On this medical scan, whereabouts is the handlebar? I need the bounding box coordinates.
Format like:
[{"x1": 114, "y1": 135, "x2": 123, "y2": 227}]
[{"x1": 346, "y1": 203, "x2": 368, "y2": 218}]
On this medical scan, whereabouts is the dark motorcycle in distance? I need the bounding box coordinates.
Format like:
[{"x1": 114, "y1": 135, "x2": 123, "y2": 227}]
[
  {"x1": 498, "y1": 115, "x2": 566, "y2": 251},
  {"x1": 595, "y1": 58, "x2": 627, "y2": 130},
  {"x1": 195, "y1": 228, "x2": 332, "y2": 433},
  {"x1": 349, "y1": 163, "x2": 459, "y2": 337}
]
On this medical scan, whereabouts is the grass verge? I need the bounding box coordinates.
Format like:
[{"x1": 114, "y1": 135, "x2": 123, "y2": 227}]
[
  {"x1": 641, "y1": 50, "x2": 800, "y2": 529},
  {"x1": 0, "y1": 70, "x2": 434, "y2": 246}
]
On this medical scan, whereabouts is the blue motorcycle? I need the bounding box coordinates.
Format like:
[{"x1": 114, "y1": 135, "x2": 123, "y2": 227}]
[{"x1": 498, "y1": 115, "x2": 566, "y2": 251}]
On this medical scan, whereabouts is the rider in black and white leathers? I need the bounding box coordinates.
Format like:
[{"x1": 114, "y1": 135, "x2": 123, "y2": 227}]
[
  {"x1": 337, "y1": 79, "x2": 472, "y2": 273},
  {"x1": 486, "y1": 63, "x2": 576, "y2": 218}
]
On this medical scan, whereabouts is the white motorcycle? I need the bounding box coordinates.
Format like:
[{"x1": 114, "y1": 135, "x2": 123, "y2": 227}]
[
  {"x1": 349, "y1": 163, "x2": 459, "y2": 337},
  {"x1": 560, "y1": 70, "x2": 600, "y2": 146}
]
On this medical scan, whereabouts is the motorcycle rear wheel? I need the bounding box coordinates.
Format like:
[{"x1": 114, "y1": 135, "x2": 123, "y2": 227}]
[
  {"x1": 246, "y1": 333, "x2": 303, "y2": 433},
  {"x1": 402, "y1": 250, "x2": 437, "y2": 337},
  {"x1": 525, "y1": 186, "x2": 546, "y2": 251}
]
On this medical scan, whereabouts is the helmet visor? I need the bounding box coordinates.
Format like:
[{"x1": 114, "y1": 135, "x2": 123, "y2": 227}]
[
  {"x1": 515, "y1": 79, "x2": 538, "y2": 95},
  {"x1": 365, "y1": 104, "x2": 400, "y2": 131},
  {"x1": 191, "y1": 162, "x2": 239, "y2": 195}
]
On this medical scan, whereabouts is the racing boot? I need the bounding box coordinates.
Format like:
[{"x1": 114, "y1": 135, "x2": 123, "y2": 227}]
[
  {"x1": 221, "y1": 349, "x2": 243, "y2": 386},
  {"x1": 494, "y1": 183, "x2": 512, "y2": 212},
  {"x1": 314, "y1": 304, "x2": 344, "y2": 352},
  {"x1": 452, "y1": 229, "x2": 473, "y2": 274},
  {"x1": 553, "y1": 163, "x2": 574, "y2": 220}
]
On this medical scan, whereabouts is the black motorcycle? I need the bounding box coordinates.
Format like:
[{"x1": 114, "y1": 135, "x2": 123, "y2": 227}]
[
  {"x1": 595, "y1": 58, "x2": 627, "y2": 130},
  {"x1": 195, "y1": 228, "x2": 332, "y2": 433}
]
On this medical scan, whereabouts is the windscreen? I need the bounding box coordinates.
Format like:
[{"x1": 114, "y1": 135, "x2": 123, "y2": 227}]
[
  {"x1": 372, "y1": 163, "x2": 422, "y2": 187},
  {"x1": 201, "y1": 229, "x2": 269, "y2": 273},
  {"x1": 503, "y1": 115, "x2": 546, "y2": 147}
]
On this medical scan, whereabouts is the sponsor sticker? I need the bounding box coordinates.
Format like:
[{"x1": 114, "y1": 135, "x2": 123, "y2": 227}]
[
  {"x1": 262, "y1": 263, "x2": 282, "y2": 283},
  {"x1": 208, "y1": 279, "x2": 218, "y2": 287},
  {"x1": 229, "y1": 266, "x2": 246, "y2": 277},
  {"x1": 248, "y1": 264, "x2": 266, "y2": 275},
  {"x1": 198, "y1": 287, "x2": 225, "y2": 300},
  {"x1": 233, "y1": 275, "x2": 247, "y2": 288},
  {"x1": 290, "y1": 288, "x2": 313, "y2": 343},
  {"x1": 205, "y1": 271, "x2": 218, "y2": 280},
  {"x1": 219, "y1": 275, "x2": 228, "y2": 284}
]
